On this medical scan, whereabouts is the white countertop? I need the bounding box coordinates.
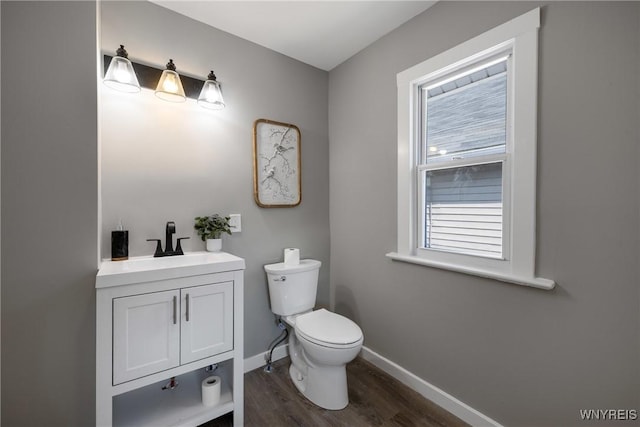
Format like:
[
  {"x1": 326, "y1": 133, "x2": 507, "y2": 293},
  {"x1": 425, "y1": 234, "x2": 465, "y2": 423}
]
[{"x1": 96, "y1": 251, "x2": 246, "y2": 288}]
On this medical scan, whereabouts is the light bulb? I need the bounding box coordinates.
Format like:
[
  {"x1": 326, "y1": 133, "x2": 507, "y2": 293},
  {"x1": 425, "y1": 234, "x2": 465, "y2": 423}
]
[
  {"x1": 163, "y1": 75, "x2": 178, "y2": 93},
  {"x1": 114, "y1": 61, "x2": 130, "y2": 83}
]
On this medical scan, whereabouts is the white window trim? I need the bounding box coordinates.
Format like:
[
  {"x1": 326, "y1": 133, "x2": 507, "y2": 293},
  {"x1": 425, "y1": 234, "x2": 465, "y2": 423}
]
[{"x1": 386, "y1": 8, "x2": 555, "y2": 290}]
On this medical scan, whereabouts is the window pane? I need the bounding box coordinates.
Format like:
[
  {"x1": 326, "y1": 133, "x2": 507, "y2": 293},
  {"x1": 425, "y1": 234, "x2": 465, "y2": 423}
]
[
  {"x1": 423, "y1": 162, "x2": 503, "y2": 258},
  {"x1": 425, "y1": 60, "x2": 507, "y2": 163}
]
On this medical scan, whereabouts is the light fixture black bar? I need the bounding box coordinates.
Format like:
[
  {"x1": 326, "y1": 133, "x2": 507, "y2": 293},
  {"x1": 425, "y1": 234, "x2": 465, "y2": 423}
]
[{"x1": 103, "y1": 55, "x2": 204, "y2": 99}]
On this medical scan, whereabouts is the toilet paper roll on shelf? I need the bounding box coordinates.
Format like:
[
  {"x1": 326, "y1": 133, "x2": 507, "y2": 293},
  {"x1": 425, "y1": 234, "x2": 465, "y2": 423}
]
[
  {"x1": 284, "y1": 248, "x2": 300, "y2": 266},
  {"x1": 201, "y1": 375, "x2": 221, "y2": 407}
]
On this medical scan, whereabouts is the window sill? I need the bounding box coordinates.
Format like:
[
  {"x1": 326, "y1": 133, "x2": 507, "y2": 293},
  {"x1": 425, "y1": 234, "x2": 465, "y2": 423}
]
[{"x1": 385, "y1": 252, "x2": 555, "y2": 290}]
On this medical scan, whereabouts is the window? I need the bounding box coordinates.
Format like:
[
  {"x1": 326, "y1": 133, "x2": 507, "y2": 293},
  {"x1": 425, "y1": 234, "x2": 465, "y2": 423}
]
[
  {"x1": 420, "y1": 56, "x2": 508, "y2": 259},
  {"x1": 387, "y1": 8, "x2": 555, "y2": 290}
]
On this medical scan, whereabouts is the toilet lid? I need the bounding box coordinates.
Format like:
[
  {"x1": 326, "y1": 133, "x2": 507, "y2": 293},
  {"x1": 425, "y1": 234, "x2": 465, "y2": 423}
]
[{"x1": 295, "y1": 309, "x2": 362, "y2": 346}]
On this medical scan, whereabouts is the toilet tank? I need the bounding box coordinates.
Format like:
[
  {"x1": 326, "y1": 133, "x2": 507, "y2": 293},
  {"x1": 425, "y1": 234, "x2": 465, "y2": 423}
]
[{"x1": 264, "y1": 259, "x2": 321, "y2": 316}]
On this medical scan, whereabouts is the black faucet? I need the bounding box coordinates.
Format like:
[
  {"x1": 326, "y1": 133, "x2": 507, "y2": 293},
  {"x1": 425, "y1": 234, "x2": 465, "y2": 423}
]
[
  {"x1": 165, "y1": 221, "x2": 175, "y2": 253},
  {"x1": 147, "y1": 221, "x2": 190, "y2": 257}
]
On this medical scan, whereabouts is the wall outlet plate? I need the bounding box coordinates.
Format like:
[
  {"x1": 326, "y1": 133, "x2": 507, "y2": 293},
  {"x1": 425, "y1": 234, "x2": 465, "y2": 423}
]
[{"x1": 229, "y1": 214, "x2": 241, "y2": 233}]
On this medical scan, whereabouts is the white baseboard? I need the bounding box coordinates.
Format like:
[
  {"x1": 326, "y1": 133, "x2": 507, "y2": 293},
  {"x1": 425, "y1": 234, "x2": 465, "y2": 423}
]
[
  {"x1": 244, "y1": 344, "x2": 289, "y2": 373},
  {"x1": 360, "y1": 346, "x2": 502, "y2": 427}
]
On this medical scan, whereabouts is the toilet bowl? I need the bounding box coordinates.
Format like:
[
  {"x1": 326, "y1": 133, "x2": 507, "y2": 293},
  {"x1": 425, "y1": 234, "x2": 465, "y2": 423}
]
[
  {"x1": 285, "y1": 309, "x2": 363, "y2": 410},
  {"x1": 264, "y1": 260, "x2": 364, "y2": 410}
]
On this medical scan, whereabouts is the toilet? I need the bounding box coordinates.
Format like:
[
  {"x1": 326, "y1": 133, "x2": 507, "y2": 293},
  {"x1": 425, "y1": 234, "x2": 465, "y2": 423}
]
[{"x1": 264, "y1": 259, "x2": 363, "y2": 410}]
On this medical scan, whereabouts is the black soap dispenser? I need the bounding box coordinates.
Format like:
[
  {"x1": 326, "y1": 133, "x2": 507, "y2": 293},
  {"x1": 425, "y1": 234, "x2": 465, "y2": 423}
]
[{"x1": 111, "y1": 220, "x2": 129, "y2": 261}]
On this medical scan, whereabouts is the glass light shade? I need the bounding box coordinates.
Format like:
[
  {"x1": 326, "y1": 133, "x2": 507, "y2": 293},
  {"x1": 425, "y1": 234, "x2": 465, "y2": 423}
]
[
  {"x1": 103, "y1": 56, "x2": 140, "y2": 93},
  {"x1": 155, "y1": 69, "x2": 186, "y2": 103},
  {"x1": 198, "y1": 79, "x2": 225, "y2": 110}
]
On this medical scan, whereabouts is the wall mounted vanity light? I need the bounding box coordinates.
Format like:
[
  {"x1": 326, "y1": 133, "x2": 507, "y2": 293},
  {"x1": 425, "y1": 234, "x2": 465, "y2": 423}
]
[
  {"x1": 155, "y1": 59, "x2": 186, "y2": 102},
  {"x1": 103, "y1": 45, "x2": 141, "y2": 93},
  {"x1": 102, "y1": 45, "x2": 226, "y2": 110},
  {"x1": 197, "y1": 71, "x2": 225, "y2": 110}
]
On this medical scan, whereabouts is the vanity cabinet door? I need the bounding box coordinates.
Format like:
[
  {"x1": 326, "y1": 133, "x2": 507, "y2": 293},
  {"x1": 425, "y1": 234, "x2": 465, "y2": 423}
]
[
  {"x1": 180, "y1": 282, "x2": 233, "y2": 365},
  {"x1": 113, "y1": 290, "x2": 180, "y2": 385}
]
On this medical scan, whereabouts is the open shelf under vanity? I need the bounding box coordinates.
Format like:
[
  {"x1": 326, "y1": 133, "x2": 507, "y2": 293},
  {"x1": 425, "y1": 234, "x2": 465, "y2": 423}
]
[{"x1": 113, "y1": 362, "x2": 233, "y2": 427}]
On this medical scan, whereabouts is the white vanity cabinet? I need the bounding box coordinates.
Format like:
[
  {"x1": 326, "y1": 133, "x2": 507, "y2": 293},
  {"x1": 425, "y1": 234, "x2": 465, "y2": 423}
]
[
  {"x1": 112, "y1": 281, "x2": 233, "y2": 385},
  {"x1": 96, "y1": 252, "x2": 244, "y2": 427}
]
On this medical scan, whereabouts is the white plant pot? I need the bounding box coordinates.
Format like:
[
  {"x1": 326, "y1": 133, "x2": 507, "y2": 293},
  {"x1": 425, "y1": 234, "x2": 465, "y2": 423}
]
[{"x1": 206, "y1": 238, "x2": 222, "y2": 252}]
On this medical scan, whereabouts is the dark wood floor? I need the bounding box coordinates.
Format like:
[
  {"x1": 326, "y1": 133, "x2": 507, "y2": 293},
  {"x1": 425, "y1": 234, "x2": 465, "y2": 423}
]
[{"x1": 201, "y1": 357, "x2": 469, "y2": 427}]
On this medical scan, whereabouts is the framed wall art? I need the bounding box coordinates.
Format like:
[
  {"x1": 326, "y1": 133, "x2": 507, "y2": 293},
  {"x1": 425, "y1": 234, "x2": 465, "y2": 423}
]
[{"x1": 253, "y1": 118, "x2": 301, "y2": 207}]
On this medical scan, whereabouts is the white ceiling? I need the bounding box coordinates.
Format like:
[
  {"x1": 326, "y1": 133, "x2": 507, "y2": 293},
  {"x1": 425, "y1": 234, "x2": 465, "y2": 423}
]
[{"x1": 150, "y1": 1, "x2": 436, "y2": 71}]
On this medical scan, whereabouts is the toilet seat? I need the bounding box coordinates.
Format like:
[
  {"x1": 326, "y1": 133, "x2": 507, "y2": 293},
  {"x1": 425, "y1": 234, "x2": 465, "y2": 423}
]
[{"x1": 295, "y1": 309, "x2": 363, "y2": 349}]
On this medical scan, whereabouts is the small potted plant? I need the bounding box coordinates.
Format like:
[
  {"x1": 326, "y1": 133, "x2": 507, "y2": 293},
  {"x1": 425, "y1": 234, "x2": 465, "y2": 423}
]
[{"x1": 194, "y1": 214, "x2": 232, "y2": 252}]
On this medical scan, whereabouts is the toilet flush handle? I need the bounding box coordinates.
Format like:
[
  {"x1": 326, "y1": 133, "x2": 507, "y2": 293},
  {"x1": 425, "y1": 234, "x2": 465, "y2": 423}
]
[{"x1": 273, "y1": 276, "x2": 286, "y2": 282}]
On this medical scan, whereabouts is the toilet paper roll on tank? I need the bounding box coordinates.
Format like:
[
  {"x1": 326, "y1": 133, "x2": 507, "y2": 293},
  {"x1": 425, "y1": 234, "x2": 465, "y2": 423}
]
[{"x1": 284, "y1": 248, "x2": 300, "y2": 266}]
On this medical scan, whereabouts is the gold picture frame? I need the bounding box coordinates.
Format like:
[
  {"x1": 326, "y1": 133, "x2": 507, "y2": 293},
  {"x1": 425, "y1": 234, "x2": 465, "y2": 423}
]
[{"x1": 253, "y1": 119, "x2": 302, "y2": 208}]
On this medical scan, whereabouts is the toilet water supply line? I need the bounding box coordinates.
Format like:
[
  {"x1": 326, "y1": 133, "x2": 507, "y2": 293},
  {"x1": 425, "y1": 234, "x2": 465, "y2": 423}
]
[{"x1": 264, "y1": 317, "x2": 288, "y2": 373}]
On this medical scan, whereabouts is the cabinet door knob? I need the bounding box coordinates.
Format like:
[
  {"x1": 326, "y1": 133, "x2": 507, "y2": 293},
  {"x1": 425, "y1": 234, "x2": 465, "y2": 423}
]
[{"x1": 185, "y1": 294, "x2": 190, "y2": 322}]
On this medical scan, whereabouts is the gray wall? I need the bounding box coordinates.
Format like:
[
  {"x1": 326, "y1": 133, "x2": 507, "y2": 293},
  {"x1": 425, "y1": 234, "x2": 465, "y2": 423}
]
[
  {"x1": 1, "y1": 2, "x2": 98, "y2": 426},
  {"x1": 100, "y1": 1, "x2": 330, "y2": 359},
  {"x1": 0, "y1": 1, "x2": 3, "y2": 419},
  {"x1": 329, "y1": 2, "x2": 639, "y2": 426}
]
